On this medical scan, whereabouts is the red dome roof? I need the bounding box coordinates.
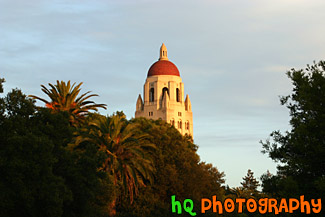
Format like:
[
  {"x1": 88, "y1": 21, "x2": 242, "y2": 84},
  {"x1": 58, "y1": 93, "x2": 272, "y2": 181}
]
[{"x1": 147, "y1": 60, "x2": 180, "y2": 77}]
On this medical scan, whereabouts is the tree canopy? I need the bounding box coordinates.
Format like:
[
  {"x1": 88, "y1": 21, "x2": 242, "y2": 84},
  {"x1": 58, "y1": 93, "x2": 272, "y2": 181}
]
[
  {"x1": 116, "y1": 117, "x2": 225, "y2": 217},
  {"x1": 29, "y1": 80, "x2": 107, "y2": 125},
  {"x1": 261, "y1": 61, "x2": 325, "y2": 204},
  {"x1": 0, "y1": 88, "x2": 113, "y2": 217},
  {"x1": 73, "y1": 112, "x2": 156, "y2": 216},
  {"x1": 0, "y1": 77, "x2": 4, "y2": 93},
  {"x1": 241, "y1": 169, "x2": 260, "y2": 192}
]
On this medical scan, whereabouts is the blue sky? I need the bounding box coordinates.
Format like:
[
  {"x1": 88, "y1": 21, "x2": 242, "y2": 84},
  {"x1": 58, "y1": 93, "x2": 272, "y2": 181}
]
[{"x1": 1, "y1": 0, "x2": 325, "y2": 187}]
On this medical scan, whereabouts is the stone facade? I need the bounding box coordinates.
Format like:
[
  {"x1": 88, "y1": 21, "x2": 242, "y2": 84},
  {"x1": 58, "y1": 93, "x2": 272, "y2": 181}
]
[{"x1": 135, "y1": 44, "x2": 193, "y2": 137}]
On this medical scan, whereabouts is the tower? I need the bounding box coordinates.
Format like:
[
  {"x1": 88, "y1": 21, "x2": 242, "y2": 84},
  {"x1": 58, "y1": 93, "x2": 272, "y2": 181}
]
[{"x1": 135, "y1": 43, "x2": 193, "y2": 137}]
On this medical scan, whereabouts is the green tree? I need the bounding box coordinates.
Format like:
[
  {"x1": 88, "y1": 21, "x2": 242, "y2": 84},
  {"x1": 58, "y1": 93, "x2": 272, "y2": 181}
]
[
  {"x1": 116, "y1": 118, "x2": 225, "y2": 217},
  {"x1": 241, "y1": 169, "x2": 260, "y2": 192},
  {"x1": 29, "y1": 80, "x2": 106, "y2": 125},
  {"x1": 0, "y1": 77, "x2": 4, "y2": 93},
  {"x1": 261, "y1": 61, "x2": 325, "y2": 202},
  {"x1": 0, "y1": 88, "x2": 113, "y2": 217},
  {"x1": 74, "y1": 113, "x2": 155, "y2": 216},
  {"x1": 0, "y1": 89, "x2": 70, "y2": 217}
]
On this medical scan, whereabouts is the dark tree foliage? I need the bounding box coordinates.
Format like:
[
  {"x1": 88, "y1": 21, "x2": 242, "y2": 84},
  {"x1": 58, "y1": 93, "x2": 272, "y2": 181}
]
[
  {"x1": 261, "y1": 61, "x2": 325, "y2": 203},
  {"x1": 0, "y1": 89, "x2": 113, "y2": 217},
  {"x1": 241, "y1": 169, "x2": 260, "y2": 192},
  {"x1": 0, "y1": 77, "x2": 4, "y2": 93},
  {"x1": 73, "y1": 111, "x2": 156, "y2": 216},
  {"x1": 116, "y1": 118, "x2": 225, "y2": 217}
]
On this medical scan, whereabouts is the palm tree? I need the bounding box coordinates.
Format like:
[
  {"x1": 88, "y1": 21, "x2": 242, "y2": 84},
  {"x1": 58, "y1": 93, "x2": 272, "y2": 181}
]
[
  {"x1": 29, "y1": 80, "x2": 106, "y2": 125},
  {"x1": 74, "y1": 113, "x2": 155, "y2": 204}
]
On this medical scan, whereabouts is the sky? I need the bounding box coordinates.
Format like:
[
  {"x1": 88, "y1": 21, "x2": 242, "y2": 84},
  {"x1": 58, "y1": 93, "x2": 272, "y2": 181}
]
[{"x1": 1, "y1": 0, "x2": 325, "y2": 188}]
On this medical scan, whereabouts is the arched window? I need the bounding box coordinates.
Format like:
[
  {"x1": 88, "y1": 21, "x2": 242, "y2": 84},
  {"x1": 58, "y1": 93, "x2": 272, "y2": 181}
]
[
  {"x1": 149, "y1": 88, "x2": 154, "y2": 102},
  {"x1": 176, "y1": 88, "x2": 180, "y2": 102},
  {"x1": 162, "y1": 87, "x2": 169, "y2": 99},
  {"x1": 170, "y1": 119, "x2": 175, "y2": 126},
  {"x1": 178, "y1": 120, "x2": 182, "y2": 129},
  {"x1": 185, "y1": 121, "x2": 190, "y2": 130}
]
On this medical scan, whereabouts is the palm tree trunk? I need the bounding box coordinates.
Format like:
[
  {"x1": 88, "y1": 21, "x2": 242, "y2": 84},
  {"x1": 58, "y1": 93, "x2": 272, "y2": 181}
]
[{"x1": 108, "y1": 199, "x2": 116, "y2": 217}]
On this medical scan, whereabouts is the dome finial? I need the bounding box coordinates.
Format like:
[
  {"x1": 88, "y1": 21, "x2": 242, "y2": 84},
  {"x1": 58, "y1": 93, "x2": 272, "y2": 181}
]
[{"x1": 159, "y1": 43, "x2": 168, "y2": 61}]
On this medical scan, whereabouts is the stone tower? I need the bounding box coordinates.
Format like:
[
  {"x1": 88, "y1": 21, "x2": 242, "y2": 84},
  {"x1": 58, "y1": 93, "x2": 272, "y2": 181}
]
[{"x1": 135, "y1": 43, "x2": 193, "y2": 137}]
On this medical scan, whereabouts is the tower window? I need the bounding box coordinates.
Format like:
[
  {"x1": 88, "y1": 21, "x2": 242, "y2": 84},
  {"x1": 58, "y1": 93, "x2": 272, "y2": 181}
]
[
  {"x1": 149, "y1": 88, "x2": 154, "y2": 102},
  {"x1": 162, "y1": 87, "x2": 169, "y2": 99},
  {"x1": 170, "y1": 119, "x2": 175, "y2": 126},
  {"x1": 178, "y1": 112, "x2": 182, "y2": 116},
  {"x1": 176, "y1": 88, "x2": 180, "y2": 102},
  {"x1": 149, "y1": 111, "x2": 153, "y2": 116},
  {"x1": 178, "y1": 120, "x2": 182, "y2": 129},
  {"x1": 185, "y1": 121, "x2": 190, "y2": 130}
]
